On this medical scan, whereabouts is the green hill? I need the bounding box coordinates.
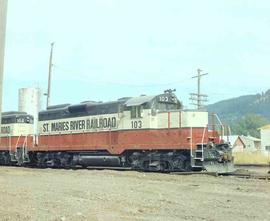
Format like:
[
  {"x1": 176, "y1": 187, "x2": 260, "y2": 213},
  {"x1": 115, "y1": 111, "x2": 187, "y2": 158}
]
[
  {"x1": 206, "y1": 90, "x2": 270, "y2": 137},
  {"x1": 207, "y1": 89, "x2": 270, "y2": 122}
]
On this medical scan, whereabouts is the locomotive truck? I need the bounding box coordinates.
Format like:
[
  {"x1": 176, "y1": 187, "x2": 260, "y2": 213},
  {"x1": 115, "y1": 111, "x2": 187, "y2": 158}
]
[{"x1": 0, "y1": 90, "x2": 233, "y2": 173}]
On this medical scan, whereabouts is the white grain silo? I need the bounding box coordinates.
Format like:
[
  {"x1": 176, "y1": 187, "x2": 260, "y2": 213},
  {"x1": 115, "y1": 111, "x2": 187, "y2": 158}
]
[{"x1": 18, "y1": 87, "x2": 42, "y2": 135}]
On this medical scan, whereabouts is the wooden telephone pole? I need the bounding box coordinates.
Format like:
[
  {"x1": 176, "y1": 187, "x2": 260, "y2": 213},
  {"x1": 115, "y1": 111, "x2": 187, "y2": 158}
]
[{"x1": 190, "y1": 68, "x2": 208, "y2": 110}]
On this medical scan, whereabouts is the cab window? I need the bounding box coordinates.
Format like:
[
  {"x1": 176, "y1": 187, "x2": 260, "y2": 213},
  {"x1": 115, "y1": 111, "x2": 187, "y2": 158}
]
[
  {"x1": 131, "y1": 106, "x2": 142, "y2": 118},
  {"x1": 157, "y1": 102, "x2": 179, "y2": 111},
  {"x1": 16, "y1": 117, "x2": 25, "y2": 123}
]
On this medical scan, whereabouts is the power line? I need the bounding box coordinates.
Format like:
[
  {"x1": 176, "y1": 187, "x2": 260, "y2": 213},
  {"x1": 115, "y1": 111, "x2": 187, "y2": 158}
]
[{"x1": 53, "y1": 65, "x2": 193, "y2": 88}]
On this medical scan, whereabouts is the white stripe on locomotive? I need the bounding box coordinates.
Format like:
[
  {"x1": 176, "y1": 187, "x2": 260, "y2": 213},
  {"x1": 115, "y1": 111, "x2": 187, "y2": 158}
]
[{"x1": 38, "y1": 110, "x2": 209, "y2": 135}]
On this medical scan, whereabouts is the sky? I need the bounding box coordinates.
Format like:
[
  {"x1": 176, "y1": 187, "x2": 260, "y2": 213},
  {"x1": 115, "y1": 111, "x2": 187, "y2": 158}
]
[{"x1": 3, "y1": 0, "x2": 270, "y2": 111}]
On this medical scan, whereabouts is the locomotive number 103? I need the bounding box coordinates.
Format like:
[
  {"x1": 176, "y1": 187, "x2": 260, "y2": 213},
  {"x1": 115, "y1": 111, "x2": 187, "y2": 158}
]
[
  {"x1": 131, "y1": 120, "x2": 142, "y2": 129},
  {"x1": 158, "y1": 95, "x2": 177, "y2": 103}
]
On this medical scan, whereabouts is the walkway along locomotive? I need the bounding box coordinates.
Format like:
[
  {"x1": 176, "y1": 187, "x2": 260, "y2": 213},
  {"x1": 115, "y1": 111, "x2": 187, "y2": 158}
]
[{"x1": 0, "y1": 91, "x2": 233, "y2": 172}]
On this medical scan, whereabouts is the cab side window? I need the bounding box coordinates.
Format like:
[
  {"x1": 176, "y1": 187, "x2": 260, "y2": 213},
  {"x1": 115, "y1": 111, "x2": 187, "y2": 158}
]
[
  {"x1": 16, "y1": 117, "x2": 25, "y2": 123},
  {"x1": 131, "y1": 106, "x2": 142, "y2": 118}
]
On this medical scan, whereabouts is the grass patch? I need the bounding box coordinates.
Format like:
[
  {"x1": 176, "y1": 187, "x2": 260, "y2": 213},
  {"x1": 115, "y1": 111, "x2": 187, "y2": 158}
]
[{"x1": 233, "y1": 151, "x2": 270, "y2": 165}]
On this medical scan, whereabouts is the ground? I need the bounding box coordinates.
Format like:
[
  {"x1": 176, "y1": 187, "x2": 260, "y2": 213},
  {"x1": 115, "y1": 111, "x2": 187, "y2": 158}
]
[{"x1": 0, "y1": 167, "x2": 270, "y2": 221}]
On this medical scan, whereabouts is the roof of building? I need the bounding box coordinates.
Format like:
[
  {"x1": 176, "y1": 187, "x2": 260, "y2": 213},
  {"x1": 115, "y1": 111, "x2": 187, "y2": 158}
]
[
  {"x1": 259, "y1": 124, "x2": 270, "y2": 130},
  {"x1": 227, "y1": 135, "x2": 260, "y2": 149},
  {"x1": 227, "y1": 135, "x2": 239, "y2": 145},
  {"x1": 245, "y1": 135, "x2": 261, "y2": 142},
  {"x1": 239, "y1": 135, "x2": 260, "y2": 149}
]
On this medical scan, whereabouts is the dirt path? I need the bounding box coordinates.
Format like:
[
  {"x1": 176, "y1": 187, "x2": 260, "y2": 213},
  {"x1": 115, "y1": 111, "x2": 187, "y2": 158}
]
[{"x1": 0, "y1": 167, "x2": 269, "y2": 221}]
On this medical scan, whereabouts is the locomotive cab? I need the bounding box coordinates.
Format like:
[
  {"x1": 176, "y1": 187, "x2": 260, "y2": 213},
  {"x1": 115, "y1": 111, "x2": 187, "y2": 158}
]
[
  {"x1": 0, "y1": 112, "x2": 34, "y2": 165},
  {"x1": 125, "y1": 91, "x2": 182, "y2": 117},
  {"x1": 152, "y1": 92, "x2": 182, "y2": 113},
  {"x1": 122, "y1": 91, "x2": 182, "y2": 130},
  {"x1": 1, "y1": 112, "x2": 34, "y2": 136},
  {"x1": 123, "y1": 91, "x2": 233, "y2": 173}
]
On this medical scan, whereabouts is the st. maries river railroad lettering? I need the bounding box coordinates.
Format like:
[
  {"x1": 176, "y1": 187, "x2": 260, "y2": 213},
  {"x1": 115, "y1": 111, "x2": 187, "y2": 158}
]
[{"x1": 42, "y1": 117, "x2": 117, "y2": 133}]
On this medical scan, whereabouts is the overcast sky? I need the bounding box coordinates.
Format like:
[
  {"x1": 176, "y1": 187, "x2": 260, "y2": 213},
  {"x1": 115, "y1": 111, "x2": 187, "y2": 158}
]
[{"x1": 3, "y1": 0, "x2": 270, "y2": 111}]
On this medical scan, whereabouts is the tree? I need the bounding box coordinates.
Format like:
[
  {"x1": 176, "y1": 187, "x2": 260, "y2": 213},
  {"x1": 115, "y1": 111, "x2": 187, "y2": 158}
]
[{"x1": 230, "y1": 114, "x2": 269, "y2": 138}]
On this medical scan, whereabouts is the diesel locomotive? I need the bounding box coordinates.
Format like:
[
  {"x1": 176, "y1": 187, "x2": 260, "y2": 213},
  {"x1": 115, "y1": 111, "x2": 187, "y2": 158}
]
[
  {"x1": 0, "y1": 111, "x2": 33, "y2": 165},
  {"x1": 0, "y1": 90, "x2": 233, "y2": 173}
]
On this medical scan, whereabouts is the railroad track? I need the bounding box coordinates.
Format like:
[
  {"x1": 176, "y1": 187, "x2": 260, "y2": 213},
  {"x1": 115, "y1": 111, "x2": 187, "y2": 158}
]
[
  {"x1": 85, "y1": 167, "x2": 270, "y2": 181},
  {"x1": 171, "y1": 171, "x2": 270, "y2": 181},
  {"x1": 224, "y1": 172, "x2": 270, "y2": 181},
  {"x1": 3, "y1": 165, "x2": 270, "y2": 180}
]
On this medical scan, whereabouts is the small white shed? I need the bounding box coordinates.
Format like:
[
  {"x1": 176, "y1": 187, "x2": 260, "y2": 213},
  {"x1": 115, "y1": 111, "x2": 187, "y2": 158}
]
[{"x1": 260, "y1": 124, "x2": 270, "y2": 154}]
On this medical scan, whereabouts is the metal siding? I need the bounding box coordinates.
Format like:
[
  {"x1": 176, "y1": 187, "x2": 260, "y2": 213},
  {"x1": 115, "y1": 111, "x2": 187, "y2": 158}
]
[
  {"x1": 157, "y1": 112, "x2": 168, "y2": 128},
  {"x1": 32, "y1": 128, "x2": 208, "y2": 154},
  {"x1": 181, "y1": 111, "x2": 208, "y2": 128},
  {"x1": 39, "y1": 113, "x2": 120, "y2": 135},
  {"x1": 0, "y1": 136, "x2": 33, "y2": 152},
  {"x1": 0, "y1": 123, "x2": 33, "y2": 137},
  {"x1": 39, "y1": 110, "x2": 210, "y2": 135}
]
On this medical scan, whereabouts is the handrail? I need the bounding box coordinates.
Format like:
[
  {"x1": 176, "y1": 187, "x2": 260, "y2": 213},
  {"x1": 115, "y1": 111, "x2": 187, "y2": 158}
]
[
  {"x1": 8, "y1": 135, "x2": 11, "y2": 153},
  {"x1": 213, "y1": 114, "x2": 225, "y2": 140},
  {"x1": 227, "y1": 125, "x2": 232, "y2": 142},
  {"x1": 190, "y1": 127, "x2": 193, "y2": 157},
  {"x1": 15, "y1": 134, "x2": 22, "y2": 152},
  {"x1": 22, "y1": 135, "x2": 28, "y2": 159},
  {"x1": 201, "y1": 125, "x2": 207, "y2": 145}
]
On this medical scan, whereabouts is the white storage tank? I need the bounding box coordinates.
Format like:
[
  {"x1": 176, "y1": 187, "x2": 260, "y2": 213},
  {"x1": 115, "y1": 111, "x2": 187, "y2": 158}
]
[{"x1": 18, "y1": 87, "x2": 42, "y2": 135}]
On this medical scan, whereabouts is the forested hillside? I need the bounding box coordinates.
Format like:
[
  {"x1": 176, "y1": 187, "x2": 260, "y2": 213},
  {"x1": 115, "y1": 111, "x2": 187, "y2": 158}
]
[{"x1": 207, "y1": 90, "x2": 270, "y2": 137}]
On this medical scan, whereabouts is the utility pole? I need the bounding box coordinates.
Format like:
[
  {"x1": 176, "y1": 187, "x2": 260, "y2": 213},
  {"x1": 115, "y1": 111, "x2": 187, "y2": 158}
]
[
  {"x1": 0, "y1": 0, "x2": 8, "y2": 133},
  {"x1": 190, "y1": 68, "x2": 208, "y2": 110},
  {"x1": 45, "y1": 42, "x2": 54, "y2": 109}
]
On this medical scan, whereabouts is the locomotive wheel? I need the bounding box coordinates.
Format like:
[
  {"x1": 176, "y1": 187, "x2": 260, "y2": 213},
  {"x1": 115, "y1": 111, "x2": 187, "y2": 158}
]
[{"x1": 183, "y1": 160, "x2": 192, "y2": 172}]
